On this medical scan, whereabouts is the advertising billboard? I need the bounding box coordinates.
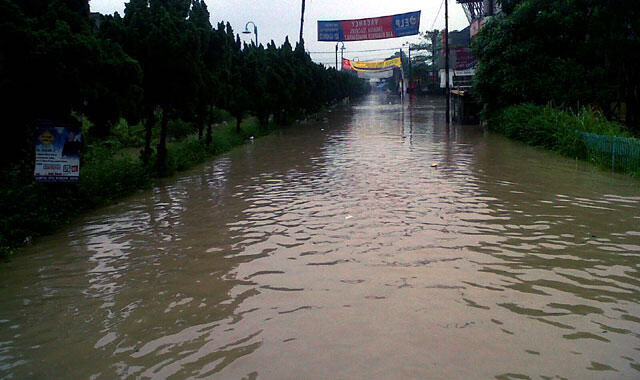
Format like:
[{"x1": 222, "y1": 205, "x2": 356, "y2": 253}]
[{"x1": 34, "y1": 119, "x2": 82, "y2": 182}]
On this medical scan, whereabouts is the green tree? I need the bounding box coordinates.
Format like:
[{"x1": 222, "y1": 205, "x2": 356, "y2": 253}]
[
  {"x1": 122, "y1": 0, "x2": 202, "y2": 172},
  {"x1": 473, "y1": 0, "x2": 640, "y2": 131}
]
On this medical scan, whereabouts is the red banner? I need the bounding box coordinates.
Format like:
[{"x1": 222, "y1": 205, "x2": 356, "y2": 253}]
[{"x1": 341, "y1": 16, "x2": 395, "y2": 41}]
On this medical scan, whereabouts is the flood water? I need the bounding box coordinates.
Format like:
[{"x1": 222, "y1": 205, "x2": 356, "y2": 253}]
[{"x1": 1, "y1": 93, "x2": 639, "y2": 379}]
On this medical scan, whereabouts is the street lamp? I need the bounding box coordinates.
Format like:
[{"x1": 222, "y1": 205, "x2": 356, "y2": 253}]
[{"x1": 243, "y1": 21, "x2": 258, "y2": 46}]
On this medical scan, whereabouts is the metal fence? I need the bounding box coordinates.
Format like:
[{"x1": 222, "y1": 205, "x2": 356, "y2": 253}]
[{"x1": 581, "y1": 132, "x2": 640, "y2": 175}]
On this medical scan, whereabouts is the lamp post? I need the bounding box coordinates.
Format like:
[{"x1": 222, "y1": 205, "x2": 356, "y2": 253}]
[{"x1": 242, "y1": 21, "x2": 258, "y2": 46}]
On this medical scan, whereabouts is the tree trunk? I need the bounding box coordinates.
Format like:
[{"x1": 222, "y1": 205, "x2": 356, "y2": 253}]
[
  {"x1": 236, "y1": 115, "x2": 242, "y2": 134},
  {"x1": 206, "y1": 103, "x2": 214, "y2": 148},
  {"x1": 197, "y1": 105, "x2": 204, "y2": 140},
  {"x1": 142, "y1": 110, "x2": 155, "y2": 165},
  {"x1": 157, "y1": 106, "x2": 169, "y2": 175}
]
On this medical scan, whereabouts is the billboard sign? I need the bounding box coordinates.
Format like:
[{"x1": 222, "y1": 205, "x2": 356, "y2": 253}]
[
  {"x1": 318, "y1": 11, "x2": 421, "y2": 42},
  {"x1": 34, "y1": 119, "x2": 82, "y2": 182}
]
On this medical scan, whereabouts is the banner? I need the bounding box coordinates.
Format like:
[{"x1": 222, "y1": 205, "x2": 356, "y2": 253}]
[
  {"x1": 357, "y1": 69, "x2": 394, "y2": 79},
  {"x1": 342, "y1": 58, "x2": 355, "y2": 71},
  {"x1": 343, "y1": 57, "x2": 402, "y2": 71},
  {"x1": 34, "y1": 119, "x2": 82, "y2": 182},
  {"x1": 318, "y1": 11, "x2": 421, "y2": 42}
]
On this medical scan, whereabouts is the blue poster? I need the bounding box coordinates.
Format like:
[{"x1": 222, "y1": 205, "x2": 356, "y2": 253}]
[{"x1": 34, "y1": 119, "x2": 82, "y2": 182}]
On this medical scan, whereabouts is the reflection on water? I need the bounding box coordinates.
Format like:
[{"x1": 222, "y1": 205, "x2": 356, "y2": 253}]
[{"x1": 1, "y1": 93, "x2": 639, "y2": 379}]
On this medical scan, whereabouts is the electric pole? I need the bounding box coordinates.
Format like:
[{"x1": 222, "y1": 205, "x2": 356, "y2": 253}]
[
  {"x1": 445, "y1": 0, "x2": 450, "y2": 124},
  {"x1": 299, "y1": 0, "x2": 305, "y2": 44},
  {"x1": 408, "y1": 46, "x2": 412, "y2": 82}
]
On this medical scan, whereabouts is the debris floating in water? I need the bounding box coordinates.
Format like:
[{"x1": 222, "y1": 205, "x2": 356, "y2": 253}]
[
  {"x1": 431, "y1": 162, "x2": 438, "y2": 167},
  {"x1": 345, "y1": 215, "x2": 353, "y2": 220}
]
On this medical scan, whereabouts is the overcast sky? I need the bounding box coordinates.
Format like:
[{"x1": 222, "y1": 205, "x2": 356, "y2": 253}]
[{"x1": 90, "y1": 0, "x2": 470, "y2": 66}]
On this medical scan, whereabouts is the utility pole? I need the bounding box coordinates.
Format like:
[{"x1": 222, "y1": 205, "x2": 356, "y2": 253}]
[
  {"x1": 335, "y1": 43, "x2": 339, "y2": 70},
  {"x1": 400, "y1": 48, "x2": 405, "y2": 103},
  {"x1": 445, "y1": 0, "x2": 450, "y2": 125},
  {"x1": 408, "y1": 45, "x2": 412, "y2": 82},
  {"x1": 299, "y1": 0, "x2": 305, "y2": 44},
  {"x1": 432, "y1": 33, "x2": 438, "y2": 90},
  {"x1": 340, "y1": 42, "x2": 345, "y2": 70}
]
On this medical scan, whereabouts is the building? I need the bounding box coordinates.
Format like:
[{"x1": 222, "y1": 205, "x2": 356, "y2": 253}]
[
  {"x1": 458, "y1": 0, "x2": 501, "y2": 38},
  {"x1": 438, "y1": 26, "x2": 475, "y2": 90}
]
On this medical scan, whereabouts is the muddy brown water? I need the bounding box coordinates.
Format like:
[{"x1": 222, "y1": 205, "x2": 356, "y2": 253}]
[{"x1": 1, "y1": 93, "x2": 639, "y2": 379}]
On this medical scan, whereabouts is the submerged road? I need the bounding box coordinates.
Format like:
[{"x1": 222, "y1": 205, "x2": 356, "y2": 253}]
[{"x1": 1, "y1": 93, "x2": 640, "y2": 379}]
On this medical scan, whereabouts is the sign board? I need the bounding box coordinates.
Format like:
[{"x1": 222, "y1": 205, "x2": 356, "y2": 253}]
[
  {"x1": 34, "y1": 119, "x2": 82, "y2": 182},
  {"x1": 318, "y1": 11, "x2": 421, "y2": 42},
  {"x1": 454, "y1": 47, "x2": 475, "y2": 70}
]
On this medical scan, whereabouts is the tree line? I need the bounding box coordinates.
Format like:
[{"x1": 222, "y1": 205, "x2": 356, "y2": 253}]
[
  {"x1": 0, "y1": 0, "x2": 369, "y2": 176},
  {"x1": 472, "y1": 0, "x2": 639, "y2": 133}
]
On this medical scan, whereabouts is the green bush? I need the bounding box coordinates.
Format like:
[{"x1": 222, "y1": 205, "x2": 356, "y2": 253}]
[
  {"x1": 489, "y1": 103, "x2": 637, "y2": 174},
  {"x1": 110, "y1": 118, "x2": 146, "y2": 147},
  {"x1": 167, "y1": 136, "x2": 208, "y2": 172},
  {"x1": 79, "y1": 148, "x2": 150, "y2": 204},
  {"x1": 168, "y1": 119, "x2": 198, "y2": 140}
]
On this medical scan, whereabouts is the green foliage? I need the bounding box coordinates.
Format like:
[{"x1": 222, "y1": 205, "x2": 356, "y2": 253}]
[
  {"x1": 166, "y1": 136, "x2": 207, "y2": 172},
  {"x1": 79, "y1": 146, "x2": 150, "y2": 202},
  {"x1": 167, "y1": 119, "x2": 198, "y2": 140},
  {"x1": 473, "y1": 0, "x2": 640, "y2": 131},
  {"x1": 110, "y1": 118, "x2": 146, "y2": 147},
  {"x1": 489, "y1": 103, "x2": 637, "y2": 174}
]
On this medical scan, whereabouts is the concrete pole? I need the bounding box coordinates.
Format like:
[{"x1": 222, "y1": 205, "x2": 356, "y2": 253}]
[
  {"x1": 408, "y1": 46, "x2": 412, "y2": 82},
  {"x1": 445, "y1": 0, "x2": 450, "y2": 125},
  {"x1": 299, "y1": 0, "x2": 305, "y2": 44},
  {"x1": 400, "y1": 49, "x2": 404, "y2": 103}
]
